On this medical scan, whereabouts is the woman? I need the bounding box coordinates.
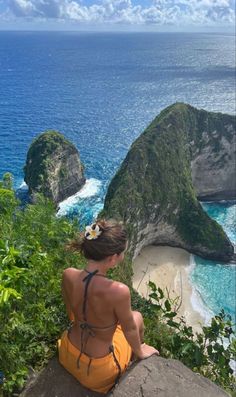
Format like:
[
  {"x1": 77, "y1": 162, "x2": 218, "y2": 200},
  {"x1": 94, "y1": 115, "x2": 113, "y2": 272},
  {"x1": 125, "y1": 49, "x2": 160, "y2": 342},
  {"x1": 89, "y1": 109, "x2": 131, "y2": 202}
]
[{"x1": 58, "y1": 219, "x2": 158, "y2": 394}]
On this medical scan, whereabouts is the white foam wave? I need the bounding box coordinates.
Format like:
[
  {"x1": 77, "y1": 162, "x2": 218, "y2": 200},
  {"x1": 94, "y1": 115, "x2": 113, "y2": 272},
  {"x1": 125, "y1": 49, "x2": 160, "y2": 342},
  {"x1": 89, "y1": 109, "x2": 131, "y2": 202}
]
[
  {"x1": 18, "y1": 181, "x2": 28, "y2": 190},
  {"x1": 186, "y1": 255, "x2": 214, "y2": 325},
  {"x1": 187, "y1": 254, "x2": 196, "y2": 274},
  {"x1": 57, "y1": 178, "x2": 102, "y2": 216},
  {"x1": 190, "y1": 285, "x2": 214, "y2": 325}
]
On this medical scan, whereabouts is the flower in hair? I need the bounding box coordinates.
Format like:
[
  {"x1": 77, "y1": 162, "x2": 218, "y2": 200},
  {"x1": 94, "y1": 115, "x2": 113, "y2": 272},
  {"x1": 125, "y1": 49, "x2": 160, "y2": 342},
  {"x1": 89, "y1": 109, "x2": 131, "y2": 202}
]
[{"x1": 85, "y1": 223, "x2": 102, "y2": 240}]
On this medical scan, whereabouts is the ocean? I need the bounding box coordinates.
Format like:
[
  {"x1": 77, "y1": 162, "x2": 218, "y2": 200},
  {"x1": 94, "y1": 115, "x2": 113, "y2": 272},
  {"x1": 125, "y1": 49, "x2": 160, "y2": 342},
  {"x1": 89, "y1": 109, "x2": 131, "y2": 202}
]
[
  {"x1": 191, "y1": 202, "x2": 236, "y2": 324},
  {"x1": 0, "y1": 31, "x2": 235, "y2": 323}
]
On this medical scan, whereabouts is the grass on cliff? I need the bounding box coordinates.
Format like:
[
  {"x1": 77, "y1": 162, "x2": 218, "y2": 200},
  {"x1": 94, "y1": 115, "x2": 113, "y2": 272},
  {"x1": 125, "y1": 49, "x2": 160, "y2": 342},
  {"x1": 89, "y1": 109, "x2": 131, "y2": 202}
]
[
  {"x1": 102, "y1": 103, "x2": 233, "y2": 260},
  {"x1": 0, "y1": 175, "x2": 235, "y2": 396}
]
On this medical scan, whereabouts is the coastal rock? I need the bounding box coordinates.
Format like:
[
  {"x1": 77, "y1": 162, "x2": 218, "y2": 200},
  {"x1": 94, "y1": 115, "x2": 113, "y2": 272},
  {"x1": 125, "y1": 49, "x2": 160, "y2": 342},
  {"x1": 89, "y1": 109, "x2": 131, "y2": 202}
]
[
  {"x1": 24, "y1": 131, "x2": 85, "y2": 204},
  {"x1": 19, "y1": 356, "x2": 229, "y2": 397},
  {"x1": 19, "y1": 357, "x2": 102, "y2": 397},
  {"x1": 101, "y1": 103, "x2": 235, "y2": 262},
  {"x1": 110, "y1": 355, "x2": 229, "y2": 397}
]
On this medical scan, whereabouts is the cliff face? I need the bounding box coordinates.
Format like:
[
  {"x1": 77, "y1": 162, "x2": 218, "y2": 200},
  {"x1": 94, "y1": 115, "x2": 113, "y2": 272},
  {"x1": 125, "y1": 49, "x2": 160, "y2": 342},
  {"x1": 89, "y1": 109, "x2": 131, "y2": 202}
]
[
  {"x1": 24, "y1": 131, "x2": 85, "y2": 204},
  {"x1": 101, "y1": 103, "x2": 235, "y2": 262},
  {"x1": 183, "y1": 106, "x2": 235, "y2": 200}
]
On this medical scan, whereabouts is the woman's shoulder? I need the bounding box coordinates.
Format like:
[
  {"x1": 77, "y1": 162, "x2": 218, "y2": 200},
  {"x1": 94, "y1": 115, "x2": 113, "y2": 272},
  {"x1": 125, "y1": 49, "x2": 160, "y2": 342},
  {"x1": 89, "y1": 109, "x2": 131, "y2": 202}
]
[
  {"x1": 109, "y1": 280, "x2": 131, "y2": 300},
  {"x1": 62, "y1": 267, "x2": 82, "y2": 282}
]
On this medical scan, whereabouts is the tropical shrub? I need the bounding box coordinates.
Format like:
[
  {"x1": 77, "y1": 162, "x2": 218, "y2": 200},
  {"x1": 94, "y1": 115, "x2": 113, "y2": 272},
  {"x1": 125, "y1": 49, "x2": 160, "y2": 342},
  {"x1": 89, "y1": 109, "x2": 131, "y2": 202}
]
[
  {"x1": 131, "y1": 283, "x2": 236, "y2": 396},
  {"x1": 0, "y1": 180, "x2": 86, "y2": 396}
]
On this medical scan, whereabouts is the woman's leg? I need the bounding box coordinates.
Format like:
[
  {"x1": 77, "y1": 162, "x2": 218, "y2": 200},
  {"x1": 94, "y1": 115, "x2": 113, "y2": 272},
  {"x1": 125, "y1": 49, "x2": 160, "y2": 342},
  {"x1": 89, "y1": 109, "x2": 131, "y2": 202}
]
[{"x1": 132, "y1": 311, "x2": 144, "y2": 343}]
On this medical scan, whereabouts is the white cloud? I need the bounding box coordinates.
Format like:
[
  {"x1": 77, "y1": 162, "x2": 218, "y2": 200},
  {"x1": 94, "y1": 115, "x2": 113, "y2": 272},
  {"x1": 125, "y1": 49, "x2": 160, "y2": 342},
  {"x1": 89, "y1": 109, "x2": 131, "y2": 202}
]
[
  {"x1": 7, "y1": 0, "x2": 36, "y2": 16},
  {"x1": 3, "y1": 0, "x2": 235, "y2": 27}
]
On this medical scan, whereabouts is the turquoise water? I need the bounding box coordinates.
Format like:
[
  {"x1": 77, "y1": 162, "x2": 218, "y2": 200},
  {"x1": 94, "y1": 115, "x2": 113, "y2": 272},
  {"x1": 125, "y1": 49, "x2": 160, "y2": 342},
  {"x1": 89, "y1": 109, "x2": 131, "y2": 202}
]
[{"x1": 191, "y1": 203, "x2": 236, "y2": 323}]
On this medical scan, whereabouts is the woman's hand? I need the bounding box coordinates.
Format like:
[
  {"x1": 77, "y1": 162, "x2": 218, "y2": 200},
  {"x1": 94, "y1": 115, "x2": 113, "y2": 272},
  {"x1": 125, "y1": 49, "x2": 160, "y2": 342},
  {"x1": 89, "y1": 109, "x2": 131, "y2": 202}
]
[{"x1": 138, "y1": 343, "x2": 159, "y2": 359}]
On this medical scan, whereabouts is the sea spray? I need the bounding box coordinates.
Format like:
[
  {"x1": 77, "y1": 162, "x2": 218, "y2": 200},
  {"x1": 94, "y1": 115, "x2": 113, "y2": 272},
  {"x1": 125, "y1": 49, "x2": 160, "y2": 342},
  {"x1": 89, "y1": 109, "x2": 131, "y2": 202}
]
[
  {"x1": 18, "y1": 181, "x2": 28, "y2": 190},
  {"x1": 16, "y1": 180, "x2": 29, "y2": 204},
  {"x1": 57, "y1": 178, "x2": 103, "y2": 225}
]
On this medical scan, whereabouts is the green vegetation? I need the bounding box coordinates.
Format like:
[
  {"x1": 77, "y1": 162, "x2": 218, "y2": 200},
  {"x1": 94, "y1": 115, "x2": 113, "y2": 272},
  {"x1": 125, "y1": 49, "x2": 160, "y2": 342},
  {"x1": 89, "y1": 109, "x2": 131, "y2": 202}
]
[
  {"x1": 0, "y1": 174, "x2": 86, "y2": 396},
  {"x1": 0, "y1": 173, "x2": 13, "y2": 190},
  {"x1": 0, "y1": 173, "x2": 235, "y2": 396},
  {"x1": 132, "y1": 284, "x2": 236, "y2": 396},
  {"x1": 102, "y1": 103, "x2": 234, "y2": 261},
  {"x1": 177, "y1": 194, "x2": 229, "y2": 254}
]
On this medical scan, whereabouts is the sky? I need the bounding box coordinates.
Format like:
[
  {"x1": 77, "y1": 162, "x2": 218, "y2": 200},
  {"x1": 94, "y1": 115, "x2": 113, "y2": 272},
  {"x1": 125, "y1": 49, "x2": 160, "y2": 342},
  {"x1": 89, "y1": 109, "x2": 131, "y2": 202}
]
[{"x1": 0, "y1": 0, "x2": 235, "y2": 31}]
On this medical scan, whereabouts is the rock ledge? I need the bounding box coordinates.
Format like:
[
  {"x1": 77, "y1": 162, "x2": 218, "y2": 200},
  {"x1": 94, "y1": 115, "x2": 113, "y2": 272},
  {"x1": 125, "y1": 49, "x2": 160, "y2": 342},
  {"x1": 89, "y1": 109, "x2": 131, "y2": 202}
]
[{"x1": 20, "y1": 355, "x2": 229, "y2": 397}]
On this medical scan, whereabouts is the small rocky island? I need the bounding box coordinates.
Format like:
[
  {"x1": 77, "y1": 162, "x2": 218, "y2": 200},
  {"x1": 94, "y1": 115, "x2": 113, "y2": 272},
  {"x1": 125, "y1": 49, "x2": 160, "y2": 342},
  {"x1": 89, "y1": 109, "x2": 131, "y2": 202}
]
[
  {"x1": 24, "y1": 131, "x2": 85, "y2": 204},
  {"x1": 101, "y1": 103, "x2": 235, "y2": 262}
]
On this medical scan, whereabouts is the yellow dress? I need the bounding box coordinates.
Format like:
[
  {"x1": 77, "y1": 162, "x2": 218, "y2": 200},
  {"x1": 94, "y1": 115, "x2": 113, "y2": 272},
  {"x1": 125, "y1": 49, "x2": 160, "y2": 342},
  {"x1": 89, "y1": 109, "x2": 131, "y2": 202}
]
[{"x1": 58, "y1": 324, "x2": 132, "y2": 394}]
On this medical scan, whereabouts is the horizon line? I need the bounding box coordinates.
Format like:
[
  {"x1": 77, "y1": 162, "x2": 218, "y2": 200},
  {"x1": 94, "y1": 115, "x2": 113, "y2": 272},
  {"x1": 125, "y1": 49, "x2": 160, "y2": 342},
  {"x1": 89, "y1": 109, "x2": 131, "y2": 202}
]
[{"x1": 0, "y1": 28, "x2": 235, "y2": 34}]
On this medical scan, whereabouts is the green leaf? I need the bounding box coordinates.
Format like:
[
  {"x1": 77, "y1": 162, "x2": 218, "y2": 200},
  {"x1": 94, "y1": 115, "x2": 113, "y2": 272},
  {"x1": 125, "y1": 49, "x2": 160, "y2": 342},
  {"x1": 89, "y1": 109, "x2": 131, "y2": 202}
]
[
  {"x1": 164, "y1": 299, "x2": 171, "y2": 311},
  {"x1": 0, "y1": 284, "x2": 22, "y2": 306},
  {"x1": 194, "y1": 347, "x2": 203, "y2": 366},
  {"x1": 1, "y1": 288, "x2": 9, "y2": 303},
  {"x1": 157, "y1": 287, "x2": 164, "y2": 299},
  {"x1": 167, "y1": 320, "x2": 180, "y2": 328},
  {"x1": 164, "y1": 311, "x2": 177, "y2": 318},
  {"x1": 148, "y1": 281, "x2": 157, "y2": 292},
  {"x1": 149, "y1": 292, "x2": 158, "y2": 300},
  {"x1": 182, "y1": 343, "x2": 193, "y2": 355}
]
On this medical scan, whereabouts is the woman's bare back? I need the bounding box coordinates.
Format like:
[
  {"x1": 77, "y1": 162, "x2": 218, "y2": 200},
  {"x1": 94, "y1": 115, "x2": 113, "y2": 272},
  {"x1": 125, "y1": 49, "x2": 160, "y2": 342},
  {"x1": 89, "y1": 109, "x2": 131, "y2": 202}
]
[{"x1": 62, "y1": 267, "x2": 120, "y2": 358}]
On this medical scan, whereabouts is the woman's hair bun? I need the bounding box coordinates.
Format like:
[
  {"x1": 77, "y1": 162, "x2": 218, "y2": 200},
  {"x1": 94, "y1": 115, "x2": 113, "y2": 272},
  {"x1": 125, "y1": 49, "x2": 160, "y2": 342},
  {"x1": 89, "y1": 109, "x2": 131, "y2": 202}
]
[{"x1": 66, "y1": 219, "x2": 127, "y2": 261}]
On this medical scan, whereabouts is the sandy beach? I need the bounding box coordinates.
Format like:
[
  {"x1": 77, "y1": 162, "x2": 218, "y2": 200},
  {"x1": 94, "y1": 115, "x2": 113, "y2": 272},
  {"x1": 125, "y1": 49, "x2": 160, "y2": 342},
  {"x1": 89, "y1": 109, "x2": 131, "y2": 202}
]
[{"x1": 132, "y1": 245, "x2": 205, "y2": 333}]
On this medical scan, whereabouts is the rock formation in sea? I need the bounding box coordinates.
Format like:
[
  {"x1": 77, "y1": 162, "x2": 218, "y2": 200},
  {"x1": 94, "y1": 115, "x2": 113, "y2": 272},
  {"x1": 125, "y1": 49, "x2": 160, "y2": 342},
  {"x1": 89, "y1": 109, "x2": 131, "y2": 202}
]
[
  {"x1": 101, "y1": 103, "x2": 235, "y2": 262},
  {"x1": 24, "y1": 131, "x2": 85, "y2": 204}
]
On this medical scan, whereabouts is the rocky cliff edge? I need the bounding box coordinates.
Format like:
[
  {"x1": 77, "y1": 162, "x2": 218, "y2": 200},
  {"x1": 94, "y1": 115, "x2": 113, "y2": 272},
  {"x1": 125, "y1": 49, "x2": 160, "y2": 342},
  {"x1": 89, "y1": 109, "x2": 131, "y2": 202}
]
[{"x1": 20, "y1": 355, "x2": 229, "y2": 397}]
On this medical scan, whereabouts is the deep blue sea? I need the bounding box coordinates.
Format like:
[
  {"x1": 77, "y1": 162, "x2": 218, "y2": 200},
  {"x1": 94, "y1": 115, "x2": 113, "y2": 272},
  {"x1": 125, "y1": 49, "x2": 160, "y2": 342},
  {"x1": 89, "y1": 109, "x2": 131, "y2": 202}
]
[{"x1": 0, "y1": 31, "x2": 235, "y2": 323}]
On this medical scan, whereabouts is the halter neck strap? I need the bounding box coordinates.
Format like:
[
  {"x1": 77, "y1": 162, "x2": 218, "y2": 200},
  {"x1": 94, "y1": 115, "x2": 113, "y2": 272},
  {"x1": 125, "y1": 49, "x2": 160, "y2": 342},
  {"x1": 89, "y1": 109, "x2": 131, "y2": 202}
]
[
  {"x1": 82, "y1": 269, "x2": 106, "y2": 321},
  {"x1": 84, "y1": 269, "x2": 107, "y2": 277}
]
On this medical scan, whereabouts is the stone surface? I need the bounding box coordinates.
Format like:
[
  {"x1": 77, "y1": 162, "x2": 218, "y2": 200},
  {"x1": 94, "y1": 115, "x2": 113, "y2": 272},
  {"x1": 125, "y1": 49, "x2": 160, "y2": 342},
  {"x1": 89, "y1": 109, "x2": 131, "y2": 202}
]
[
  {"x1": 101, "y1": 103, "x2": 235, "y2": 262},
  {"x1": 24, "y1": 130, "x2": 85, "y2": 204},
  {"x1": 20, "y1": 357, "x2": 103, "y2": 397},
  {"x1": 20, "y1": 356, "x2": 229, "y2": 397},
  {"x1": 110, "y1": 356, "x2": 230, "y2": 397},
  {"x1": 191, "y1": 127, "x2": 236, "y2": 201}
]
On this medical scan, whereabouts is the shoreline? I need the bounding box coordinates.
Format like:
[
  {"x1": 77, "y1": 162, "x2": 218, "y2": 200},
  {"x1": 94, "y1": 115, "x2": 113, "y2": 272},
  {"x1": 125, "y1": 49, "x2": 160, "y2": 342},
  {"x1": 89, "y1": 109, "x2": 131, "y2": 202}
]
[{"x1": 132, "y1": 245, "x2": 206, "y2": 333}]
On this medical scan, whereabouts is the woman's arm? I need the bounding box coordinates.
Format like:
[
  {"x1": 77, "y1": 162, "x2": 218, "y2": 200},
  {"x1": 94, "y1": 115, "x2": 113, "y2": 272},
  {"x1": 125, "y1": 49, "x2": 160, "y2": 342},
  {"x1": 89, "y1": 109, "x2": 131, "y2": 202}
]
[{"x1": 113, "y1": 283, "x2": 158, "y2": 359}]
